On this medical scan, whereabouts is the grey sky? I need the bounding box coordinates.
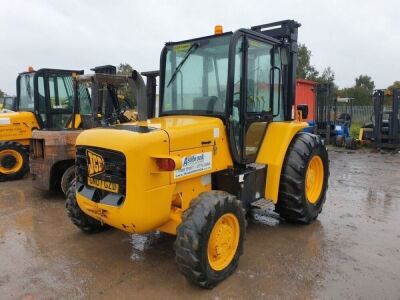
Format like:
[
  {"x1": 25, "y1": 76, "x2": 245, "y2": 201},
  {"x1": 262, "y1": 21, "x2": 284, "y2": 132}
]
[{"x1": 1, "y1": 0, "x2": 399, "y2": 95}]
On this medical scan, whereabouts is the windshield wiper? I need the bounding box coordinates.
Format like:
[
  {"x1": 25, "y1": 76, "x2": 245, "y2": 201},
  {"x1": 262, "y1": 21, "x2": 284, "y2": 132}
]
[{"x1": 167, "y1": 43, "x2": 199, "y2": 87}]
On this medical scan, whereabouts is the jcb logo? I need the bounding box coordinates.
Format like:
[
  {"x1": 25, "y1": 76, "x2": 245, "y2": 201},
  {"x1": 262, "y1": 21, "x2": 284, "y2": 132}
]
[{"x1": 86, "y1": 150, "x2": 104, "y2": 177}]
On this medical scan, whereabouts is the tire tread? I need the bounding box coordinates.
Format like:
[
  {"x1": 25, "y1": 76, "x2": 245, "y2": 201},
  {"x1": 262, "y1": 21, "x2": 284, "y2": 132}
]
[
  {"x1": 174, "y1": 191, "x2": 246, "y2": 288},
  {"x1": 276, "y1": 133, "x2": 329, "y2": 224}
]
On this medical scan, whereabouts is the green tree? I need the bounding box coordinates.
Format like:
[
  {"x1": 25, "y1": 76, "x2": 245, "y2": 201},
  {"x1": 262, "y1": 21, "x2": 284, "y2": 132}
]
[
  {"x1": 387, "y1": 81, "x2": 400, "y2": 91},
  {"x1": 337, "y1": 74, "x2": 375, "y2": 105},
  {"x1": 296, "y1": 44, "x2": 319, "y2": 80},
  {"x1": 0, "y1": 89, "x2": 4, "y2": 98},
  {"x1": 318, "y1": 67, "x2": 335, "y2": 84},
  {"x1": 355, "y1": 75, "x2": 374, "y2": 93},
  {"x1": 117, "y1": 63, "x2": 135, "y2": 108},
  {"x1": 338, "y1": 86, "x2": 372, "y2": 105},
  {"x1": 117, "y1": 63, "x2": 134, "y2": 76},
  {"x1": 296, "y1": 44, "x2": 338, "y2": 93},
  {"x1": 313, "y1": 67, "x2": 338, "y2": 96}
]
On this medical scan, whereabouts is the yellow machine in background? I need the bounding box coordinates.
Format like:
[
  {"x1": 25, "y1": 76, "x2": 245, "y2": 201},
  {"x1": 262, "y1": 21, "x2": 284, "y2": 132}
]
[
  {"x1": 0, "y1": 68, "x2": 82, "y2": 181},
  {"x1": 30, "y1": 66, "x2": 157, "y2": 195},
  {"x1": 0, "y1": 96, "x2": 16, "y2": 112},
  {"x1": 67, "y1": 20, "x2": 329, "y2": 288}
]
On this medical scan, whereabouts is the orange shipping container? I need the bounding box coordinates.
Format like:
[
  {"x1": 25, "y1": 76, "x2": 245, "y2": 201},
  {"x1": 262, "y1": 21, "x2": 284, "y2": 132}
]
[{"x1": 295, "y1": 79, "x2": 316, "y2": 122}]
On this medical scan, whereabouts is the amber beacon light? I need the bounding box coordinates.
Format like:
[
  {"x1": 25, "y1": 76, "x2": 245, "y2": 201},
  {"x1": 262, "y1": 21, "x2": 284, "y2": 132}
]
[{"x1": 214, "y1": 25, "x2": 223, "y2": 35}]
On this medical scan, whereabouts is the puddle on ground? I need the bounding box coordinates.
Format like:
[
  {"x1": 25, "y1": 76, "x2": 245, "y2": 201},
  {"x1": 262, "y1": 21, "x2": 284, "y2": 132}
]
[
  {"x1": 128, "y1": 231, "x2": 165, "y2": 261},
  {"x1": 2, "y1": 150, "x2": 400, "y2": 299}
]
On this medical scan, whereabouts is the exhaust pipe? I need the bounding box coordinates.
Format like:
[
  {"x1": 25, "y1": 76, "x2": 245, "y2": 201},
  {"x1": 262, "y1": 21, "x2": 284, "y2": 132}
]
[{"x1": 128, "y1": 70, "x2": 148, "y2": 121}]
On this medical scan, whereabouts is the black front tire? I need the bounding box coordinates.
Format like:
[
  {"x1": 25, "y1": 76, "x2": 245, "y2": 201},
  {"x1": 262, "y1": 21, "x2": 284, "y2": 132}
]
[
  {"x1": 66, "y1": 180, "x2": 107, "y2": 234},
  {"x1": 276, "y1": 133, "x2": 329, "y2": 224},
  {"x1": 0, "y1": 142, "x2": 29, "y2": 181},
  {"x1": 61, "y1": 165, "x2": 75, "y2": 195},
  {"x1": 174, "y1": 191, "x2": 246, "y2": 289}
]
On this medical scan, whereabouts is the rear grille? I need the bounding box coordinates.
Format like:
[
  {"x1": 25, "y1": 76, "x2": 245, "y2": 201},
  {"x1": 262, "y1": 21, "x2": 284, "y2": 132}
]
[{"x1": 76, "y1": 146, "x2": 126, "y2": 205}]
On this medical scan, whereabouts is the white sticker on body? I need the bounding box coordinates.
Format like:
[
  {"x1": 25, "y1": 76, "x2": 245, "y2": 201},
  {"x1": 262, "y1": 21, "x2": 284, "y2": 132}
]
[
  {"x1": 213, "y1": 127, "x2": 220, "y2": 138},
  {"x1": 174, "y1": 152, "x2": 212, "y2": 179},
  {"x1": 0, "y1": 118, "x2": 11, "y2": 125}
]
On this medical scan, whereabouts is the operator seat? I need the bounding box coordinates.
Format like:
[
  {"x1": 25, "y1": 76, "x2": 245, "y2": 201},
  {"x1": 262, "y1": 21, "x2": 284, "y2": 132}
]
[
  {"x1": 193, "y1": 96, "x2": 223, "y2": 113},
  {"x1": 337, "y1": 113, "x2": 351, "y2": 126}
]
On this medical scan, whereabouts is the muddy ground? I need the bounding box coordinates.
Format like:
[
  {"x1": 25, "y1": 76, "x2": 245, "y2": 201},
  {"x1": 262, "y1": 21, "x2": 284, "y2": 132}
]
[{"x1": 0, "y1": 149, "x2": 399, "y2": 299}]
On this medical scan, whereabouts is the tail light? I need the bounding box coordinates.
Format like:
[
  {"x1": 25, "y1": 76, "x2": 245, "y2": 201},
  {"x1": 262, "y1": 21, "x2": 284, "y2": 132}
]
[{"x1": 156, "y1": 158, "x2": 176, "y2": 171}]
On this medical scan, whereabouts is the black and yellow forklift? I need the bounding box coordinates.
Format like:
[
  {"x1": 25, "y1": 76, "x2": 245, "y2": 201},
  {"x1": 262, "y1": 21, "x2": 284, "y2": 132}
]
[
  {"x1": 0, "y1": 67, "x2": 83, "y2": 181},
  {"x1": 30, "y1": 65, "x2": 158, "y2": 194},
  {"x1": 360, "y1": 89, "x2": 400, "y2": 149},
  {"x1": 67, "y1": 20, "x2": 329, "y2": 288}
]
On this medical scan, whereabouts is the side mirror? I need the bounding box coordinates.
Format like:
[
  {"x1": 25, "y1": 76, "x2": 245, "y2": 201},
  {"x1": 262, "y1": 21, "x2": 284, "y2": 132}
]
[{"x1": 297, "y1": 104, "x2": 308, "y2": 120}]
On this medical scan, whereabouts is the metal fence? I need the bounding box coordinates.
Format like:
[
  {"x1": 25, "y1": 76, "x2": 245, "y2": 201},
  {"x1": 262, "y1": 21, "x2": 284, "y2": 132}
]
[{"x1": 335, "y1": 106, "x2": 374, "y2": 124}]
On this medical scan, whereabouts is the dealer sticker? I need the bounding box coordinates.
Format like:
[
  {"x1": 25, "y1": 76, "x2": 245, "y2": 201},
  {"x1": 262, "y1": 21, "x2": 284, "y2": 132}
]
[
  {"x1": 0, "y1": 118, "x2": 11, "y2": 125},
  {"x1": 174, "y1": 152, "x2": 212, "y2": 179},
  {"x1": 172, "y1": 43, "x2": 191, "y2": 52}
]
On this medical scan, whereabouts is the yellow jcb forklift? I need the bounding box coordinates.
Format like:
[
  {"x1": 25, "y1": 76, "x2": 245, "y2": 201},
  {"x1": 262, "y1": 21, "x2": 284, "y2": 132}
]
[
  {"x1": 0, "y1": 67, "x2": 83, "y2": 181},
  {"x1": 0, "y1": 96, "x2": 16, "y2": 112},
  {"x1": 67, "y1": 20, "x2": 329, "y2": 288},
  {"x1": 30, "y1": 65, "x2": 157, "y2": 194}
]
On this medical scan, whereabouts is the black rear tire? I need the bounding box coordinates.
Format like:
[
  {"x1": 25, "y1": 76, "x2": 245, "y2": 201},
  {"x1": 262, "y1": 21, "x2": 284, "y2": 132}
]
[
  {"x1": 345, "y1": 137, "x2": 358, "y2": 150},
  {"x1": 335, "y1": 135, "x2": 344, "y2": 147},
  {"x1": 66, "y1": 179, "x2": 107, "y2": 234},
  {"x1": 61, "y1": 165, "x2": 75, "y2": 195},
  {"x1": 174, "y1": 191, "x2": 246, "y2": 288},
  {"x1": 276, "y1": 133, "x2": 329, "y2": 224},
  {"x1": 0, "y1": 142, "x2": 29, "y2": 181}
]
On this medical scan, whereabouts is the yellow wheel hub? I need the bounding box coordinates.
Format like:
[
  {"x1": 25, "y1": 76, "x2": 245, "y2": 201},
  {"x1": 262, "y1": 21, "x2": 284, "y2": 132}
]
[
  {"x1": 0, "y1": 149, "x2": 23, "y2": 174},
  {"x1": 207, "y1": 213, "x2": 240, "y2": 271},
  {"x1": 305, "y1": 155, "x2": 324, "y2": 204}
]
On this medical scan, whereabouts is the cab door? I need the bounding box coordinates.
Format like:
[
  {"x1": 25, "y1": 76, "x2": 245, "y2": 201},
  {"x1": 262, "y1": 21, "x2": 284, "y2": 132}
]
[
  {"x1": 43, "y1": 72, "x2": 74, "y2": 129},
  {"x1": 228, "y1": 33, "x2": 282, "y2": 165}
]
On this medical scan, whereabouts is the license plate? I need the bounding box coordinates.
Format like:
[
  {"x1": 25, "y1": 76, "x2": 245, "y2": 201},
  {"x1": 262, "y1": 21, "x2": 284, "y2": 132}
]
[{"x1": 88, "y1": 177, "x2": 119, "y2": 193}]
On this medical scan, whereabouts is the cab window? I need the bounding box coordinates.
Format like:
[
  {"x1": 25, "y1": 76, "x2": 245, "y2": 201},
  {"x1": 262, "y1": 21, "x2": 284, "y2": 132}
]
[
  {"x1": 246, "y1": 39, "x2": 273, "y2": 114},
  {"x1": 162, "y1": 34, "x2": 231, "y2": 115},
  {"x1": 47, "y1": 74, "x2": 74, "y2": 129},
  {"x1": 19, "y1": 74, "x2": 35, "y2": 111},
  {"x1": 49, "y1": 75, "x2": 73, "y2": 109}
]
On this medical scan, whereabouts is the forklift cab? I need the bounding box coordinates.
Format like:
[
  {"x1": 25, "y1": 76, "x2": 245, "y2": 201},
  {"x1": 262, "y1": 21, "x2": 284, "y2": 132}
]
[
  {"x1": 71, "y1": 71, "x2": 146, "y2": 129},
  {"x1": 0, "y1": 96, "x2": 16, "y2": 111},
  {"x1": 16, "y1": 68, "x2": 84, "y2": 130},
  {"x1": 160, "y1": 20, "x2": 300, "y2": 165}
]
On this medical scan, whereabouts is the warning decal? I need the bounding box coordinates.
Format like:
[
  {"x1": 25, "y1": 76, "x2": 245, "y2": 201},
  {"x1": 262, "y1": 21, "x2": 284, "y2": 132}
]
[{"x1": 174, "y1": 152, "x2": 212, "y2": 179}]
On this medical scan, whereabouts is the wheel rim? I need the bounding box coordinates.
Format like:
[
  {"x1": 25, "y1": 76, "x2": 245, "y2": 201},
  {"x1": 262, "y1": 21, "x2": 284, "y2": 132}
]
[
  {"x1": 207, "y1": 213, "x2": 240, "y2": 271},
  {"x1": 0, "y1": 149, "x2": 24, "y2": 174},
  {"x1": 305, "y1": 155, "x2": 324, "y2": 204}
]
